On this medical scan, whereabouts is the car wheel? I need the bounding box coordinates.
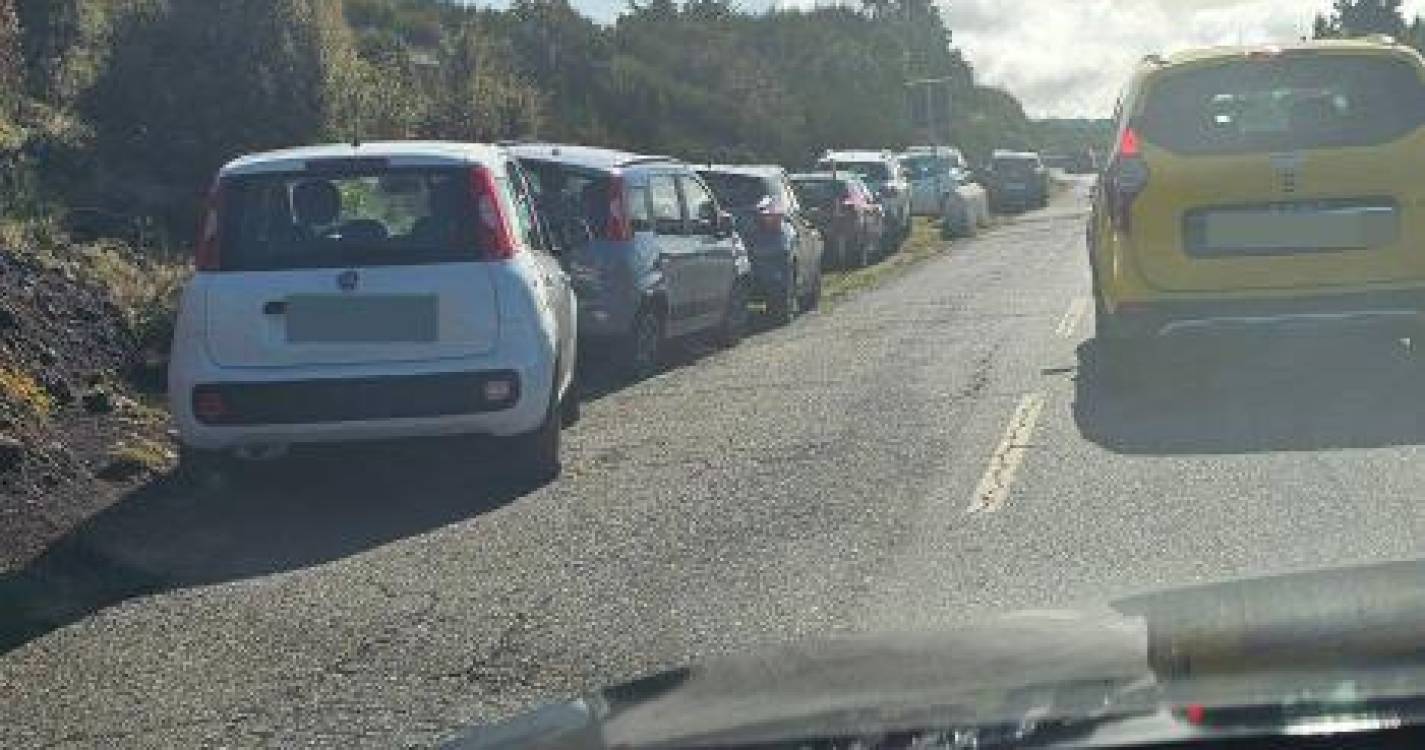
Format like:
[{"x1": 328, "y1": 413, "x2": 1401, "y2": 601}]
[
  {"x1": 510, "y1": 387, "x2": 561, "y2": 486},
  {"x1": 621, "y1": 305, "x2": 665, "y2": 381},
  {"x1": 767, "y1": 265, "x2": 797, "y2": 326},
  {"x1": 717, "y1": 277, "x2": 750, "y2": 347}
]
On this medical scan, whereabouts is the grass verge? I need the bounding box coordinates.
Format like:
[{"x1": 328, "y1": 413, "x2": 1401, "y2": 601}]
[{"x1": 820, "y1": 218, "x2": 953, "y2": 307}]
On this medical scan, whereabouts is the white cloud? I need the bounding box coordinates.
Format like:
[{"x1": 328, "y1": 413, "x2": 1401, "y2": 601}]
[{"x1": 947, "y1": 0, "x2": 1425, "y2": 118}]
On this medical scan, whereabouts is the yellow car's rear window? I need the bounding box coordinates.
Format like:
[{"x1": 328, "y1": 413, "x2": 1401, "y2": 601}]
[{"x1": 1138, "y1": 54, "x2": 1425, "y2": 155}]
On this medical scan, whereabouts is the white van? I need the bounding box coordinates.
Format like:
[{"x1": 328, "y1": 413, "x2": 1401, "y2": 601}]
[{"x1": 168, "y1": 142, "x2": 578, "y2": 483}]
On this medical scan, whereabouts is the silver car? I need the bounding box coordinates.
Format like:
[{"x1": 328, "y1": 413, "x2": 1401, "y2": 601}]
[{"x1": 512, "y1": 144, "x2": 753, "y2": 379}]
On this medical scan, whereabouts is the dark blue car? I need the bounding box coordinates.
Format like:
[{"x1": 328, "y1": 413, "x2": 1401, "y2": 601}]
[{"x1": 697, "y1": 165, "x2": 825, "y2": 325}]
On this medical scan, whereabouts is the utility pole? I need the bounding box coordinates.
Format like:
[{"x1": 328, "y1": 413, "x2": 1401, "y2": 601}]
[{"x1": 905, "y1": 77, "x2": 952, "y2": 146}]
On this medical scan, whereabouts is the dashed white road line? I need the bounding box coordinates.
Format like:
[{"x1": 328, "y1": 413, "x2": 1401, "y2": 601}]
[
  {"x1": 1055, "y1": 298, "x2": 1089, "y2": 339},
  {"x1": 967, "y1": 392, "x2": 1047, "y2": 515}
]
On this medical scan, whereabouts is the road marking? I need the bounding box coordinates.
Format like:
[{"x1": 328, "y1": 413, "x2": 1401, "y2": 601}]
[
  {"x1": 967, "y1": 392, "x2": 1047, "y2": 515},
  {"x1": 1056, "y1": 298, "x2": 1089, "y2": 338}
]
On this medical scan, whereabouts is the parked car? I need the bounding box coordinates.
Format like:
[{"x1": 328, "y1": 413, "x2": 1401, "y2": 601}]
[
  {"x1": 900, "y1": 146, "x2": 968, "y2": 216},
  {"x1": 1041, "y1": 153, "x2": 1073, "y2": 171},
  {"x1": 1091, "y1": 38, "x2": 1425, "y2": 379},
  {"x1": 988, "y1": 150, "x2": 1050, "y2": 211},
  {"x1": 697, "y1": 165, "x2": 824, "y2": 324},
  {"x1": 512, "y1": 144, "x2": 752, "y2": 377},
  {"x1": 1067, "y1": 149, "x2": 1101, "y2": 174},
  {"x1": 817, "y1": 150, "x2": 911, "y2": 251},
  {"x1": 170, "y1": 141, "x2": 579, "y2": 483},
  {"x1": 788, "y1": 172, "x2": 885, "y2": 269},
  {"x1": 938, "y1": 164, "x2": 992, "y2": 239}
]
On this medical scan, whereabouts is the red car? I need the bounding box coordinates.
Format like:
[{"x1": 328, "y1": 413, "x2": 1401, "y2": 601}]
[{"x1": 788, "y1": 172, "x2": 885, "y2": 268}]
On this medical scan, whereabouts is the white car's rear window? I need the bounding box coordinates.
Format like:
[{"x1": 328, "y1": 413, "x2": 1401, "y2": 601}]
[{"x1": 218, "y1": 166, "x2": 478, "y2": 271}]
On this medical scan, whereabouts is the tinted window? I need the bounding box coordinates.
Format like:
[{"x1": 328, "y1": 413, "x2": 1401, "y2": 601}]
[
  {"x1": 699, "y1": 172, "x2": 771, "y2": 210},
  {"x1": 902, "y1": 155, "x2": 948, "y2": 179},
  {"x1": 791, "y1": 179, "x2": 846, "y2": 207},
  {"x1": 994, "y1": 157, "x2": 1039, "y2": 177},
  {"x1": 220, "y1": 167, "x2": 476, "y2": 271},
  {"x1": 519, "y1": 159, "x2": 613, "y2": 238},
  {"x1": 1138, "y1": 54, "x2": 1425, "y2": 155}
]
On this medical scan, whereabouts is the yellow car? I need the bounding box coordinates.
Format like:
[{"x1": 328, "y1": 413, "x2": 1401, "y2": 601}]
[{"x1": 1090, "y1": 38, "x2": 1425, "y2": 358}]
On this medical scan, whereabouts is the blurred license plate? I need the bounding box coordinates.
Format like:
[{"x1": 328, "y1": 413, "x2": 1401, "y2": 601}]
[
  {"x1": 1199, "y1": 205, "x2": 1397, "y2": 253},
  {"x1": 286, "y1": 295, "x2": 437, "y2": 343}
]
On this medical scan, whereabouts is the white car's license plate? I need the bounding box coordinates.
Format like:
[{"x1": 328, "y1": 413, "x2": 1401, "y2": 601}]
[
  {"x1": 286, "y1": 295, "x2": 438, "y2": 343},
  {"x1": 1201, "y1": 206, "x2": 1397, "y2": 252}
]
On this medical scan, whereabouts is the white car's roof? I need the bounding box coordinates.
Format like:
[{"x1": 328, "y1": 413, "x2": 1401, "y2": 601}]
[
  {"x1": 221, "y1": 141, "x2": 505, "y2": 176},
  {"x1": 698, "y1": 164, "x2": 783, "y2": 179},
  {"x1": 507, "y1": 142, "x2": 675, "y2": 171},
  {"x1": 820, "y1": 150, "x2": 892, "y2": 163}
]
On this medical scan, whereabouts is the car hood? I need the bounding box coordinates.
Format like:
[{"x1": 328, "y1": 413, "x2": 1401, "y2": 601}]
[{"x1": 446, "y1": 559, "x2": 1425, "y2": 749}]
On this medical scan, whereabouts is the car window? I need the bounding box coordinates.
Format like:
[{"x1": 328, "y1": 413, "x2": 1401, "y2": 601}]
[
  {"x1": 503, "y1": 162, "x2": 547, "y2": 255},
  {"x1": 790, "y1": 179, "x2": 843, "y2": 207},
  {"x1": 1138, "y1": 54, "x2": 1425, "y2": 155},
  {"x1": 902, "y1": 155, "x2": 947, "y2": 180},
  {"x1": 627, "y1": 183, "x2": 652, "y2": 233},
  {"x1": 698, "y1": 172, "x2": 769, "y2": 210},
  {"x1": 679, "y1": 174, "x2": 718, "y2": 235},
  {"x1": 649, "y1": 173, "x2": 683, "y2": 235},
  {"x1": 219, "y1": 167, "x2": 478, "y2": 271},
  {"x1": 519, "y1": 158, "x2": 615, "y2": 239}
]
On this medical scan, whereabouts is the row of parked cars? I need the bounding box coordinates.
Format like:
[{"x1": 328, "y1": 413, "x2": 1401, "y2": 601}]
[{"x1": 168, "y1": 139, "x2": 1050, "y2": 484}]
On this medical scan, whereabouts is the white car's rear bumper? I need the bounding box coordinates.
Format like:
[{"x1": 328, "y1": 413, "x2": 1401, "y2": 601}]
[{"x1": 169, "y1": 350, "x2": 554, "y2": 452}]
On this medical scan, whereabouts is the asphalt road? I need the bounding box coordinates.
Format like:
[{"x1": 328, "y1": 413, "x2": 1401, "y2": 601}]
[{"x1": 9, "y1": 177, "x2": 1425, "y2": 747}]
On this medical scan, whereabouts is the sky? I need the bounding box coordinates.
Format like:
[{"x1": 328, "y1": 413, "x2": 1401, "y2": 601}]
[{"x1": 473, "y1": 0, "x2": 1425, "y2": 118}]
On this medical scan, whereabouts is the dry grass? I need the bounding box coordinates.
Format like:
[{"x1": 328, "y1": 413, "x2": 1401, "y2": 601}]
[
  {"x1": 83, "y1": 243, "x2": 191, "y2": 350},
  {"x1": 0, "y1": 365, "x2": 54, "y2": 419},
  {"x1": 821, "y1": 218, "x2": 951, "y2": 306}
]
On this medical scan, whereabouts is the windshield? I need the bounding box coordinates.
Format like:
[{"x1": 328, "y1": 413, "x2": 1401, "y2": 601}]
[
  {"x1": 902, "y1": 155, "x2": 948, "y2": 179},
  {"x1": 699, "y1": 172, "x2": 772, "y2": 210},
  {"x1": 790, "y1": 179, "x2": 846, "y2": 207},
  {"x1": 16, "y1": 1, "x2": 1425, "y2": 748}
]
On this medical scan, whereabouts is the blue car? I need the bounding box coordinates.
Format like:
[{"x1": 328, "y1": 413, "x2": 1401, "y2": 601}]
[{"x1": 697, "y1": 165, "x2": 825, "y2": 325}]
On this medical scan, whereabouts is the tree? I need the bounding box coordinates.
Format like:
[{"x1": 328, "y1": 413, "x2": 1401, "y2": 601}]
[
  {"x1": 0, "y1": 0, "x2": 20, "y2": 127},
  {"x1": 83, "y1": 0, "x2": 373, "y2": 231},
  {"x1": 1313, "y1": 0, "x2": 1408, "y2": 39},
  {"x1": 420, "y1": 22, "x2": 543, "y2": 141}
]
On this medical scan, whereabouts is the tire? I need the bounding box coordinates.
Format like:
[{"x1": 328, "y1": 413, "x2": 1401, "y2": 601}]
[
  {"x1": 767, "y1": 265, "x2": 797, "y2": 326},
  {"x1": 800, "y1": 265, "x2": 822, "y2": 312},
  {"x1": 717, "y1": 278, "x2": 750, "y2": 347},
  {"x1": 559, "y1": 365, "x2": 581, "y2": 427},
  {"x1": 509, "y1": 391, "x2": 561, "y2": 486},
  {"x1": 620, "y1": 304, "x2": 664, "y2": 381}
]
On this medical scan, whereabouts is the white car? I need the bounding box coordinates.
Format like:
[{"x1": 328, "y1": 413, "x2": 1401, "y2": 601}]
[{"x1": 168, "y1": 141, "x2": 579, "y2": 482}]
